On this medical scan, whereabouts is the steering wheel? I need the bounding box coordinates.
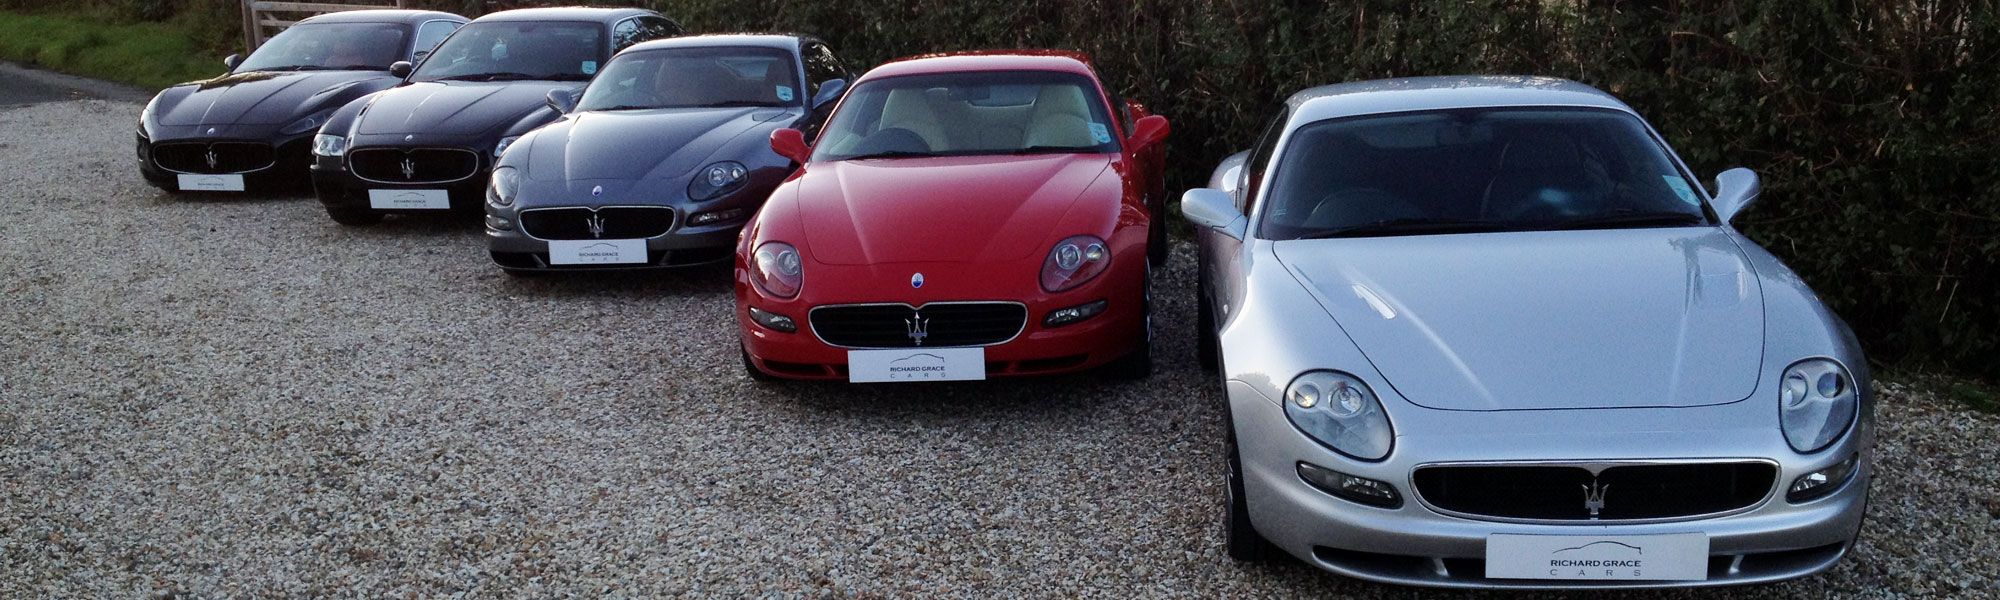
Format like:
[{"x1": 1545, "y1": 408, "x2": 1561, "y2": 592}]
[
  {"x1": 600, "y1": 86, "x2": 667, "y2": 108},
  {"x1": 1289, "y1": 187, "x2": 1419, "y2": 229}
]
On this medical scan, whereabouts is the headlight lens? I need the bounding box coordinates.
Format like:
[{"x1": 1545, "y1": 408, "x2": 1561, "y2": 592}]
[
  {"x1": 311, "y1": 134, "x2": 347, "y2": 157},
  {"x1": 750, "y1": 242, "x2": 803, "y2": 298},
  {"x1": 688, "y1": 161, "x2": 748, "y2": 201},
  {"x1": 281, "y1": 110, "x2": 332, "y2": 135},
  {"x1": 1779, "y1": 358, "x2": 1859, "y2": 453},
  {"x1": 494, "y1": 135, "x2": 521, "y2": 158},
  {"x1": 1284, "y1": 371, "x2": 1394, "y2": 461},
  {"x1": 1039, "y1": 235, "x2": 1110, "y2": 292},
  {"x1": 488, "y1": 166, "x2": 520, "y2": 207}
]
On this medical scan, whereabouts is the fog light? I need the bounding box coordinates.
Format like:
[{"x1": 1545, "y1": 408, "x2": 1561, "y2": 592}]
[
  {"x1": 1297, "y1": 462, "x2": 1400, "y2": 508},
  {"x1": 748, "y1": 307, "x2": 796, "y2": 333},
  {"x1": 690, "y1": 208, "x2": 747, "y2": 226},
  {"x1": 484, "y1": 215, "x2": 513, "y2": 231},
  {"x1": 1787, "y1": 452, "x2": 1859, "y2": 503},
  {"x1": 1043, "y1": 300, "x2": 1108, "y2": 327}
]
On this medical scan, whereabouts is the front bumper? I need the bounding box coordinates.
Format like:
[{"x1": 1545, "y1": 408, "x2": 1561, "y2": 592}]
[
  {"x1": 738, "y1": 258, "x2": 1146, "y2": 380},
  {"x1": 1228, "y1": 380, "x2": 1871, "y2": 589},
  {"x1": 137, "y1": 132, "x2": 314, "y2": 193},
  {"x1": 309, "y1": 146, "x2": 489, "y2": 214},
  {"x1": 486, "y1": 219, "x2": 738, "y2": 270}
]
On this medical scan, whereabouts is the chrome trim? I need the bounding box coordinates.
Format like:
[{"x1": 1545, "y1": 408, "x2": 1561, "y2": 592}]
[
  {"x1": 1407, "y1": 458, "x2": 1783, "y2": 526},
  {"x1": 517, "y1": 204, "x2": 678, "y2": 242},
  {"x1": 348, "y1": 146, "x2": 481, "y2": 184},
  {"x1": 150, "y1": 141, "x2": 277, "y2": 175},
  {"x1": 806, "y1": 301, "x2": 1030, "y2": 349}
]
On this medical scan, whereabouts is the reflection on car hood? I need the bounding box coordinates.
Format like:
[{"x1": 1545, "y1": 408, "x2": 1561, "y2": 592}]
[
  {"x1": 154, "y1": 70, "x2": 389, "y2": 127},
  {"x1": 356, "y1": 81, "x2": 568, "y2": 136},
  {"x1": 796, "y1": 154, "x2": 1112, "y2": 265},
  {"x1": 1273, "y1": 227, "x2": 1764, "y2": 411},
  {"x1": 523, "y1": 107, "x2": 781, "y2": 183}
]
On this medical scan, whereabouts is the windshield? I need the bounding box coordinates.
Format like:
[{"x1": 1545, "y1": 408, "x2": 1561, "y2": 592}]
[
  {"x1": 1260, "y1": 108, "x2": 1712, "y2": 240},
  {"x1": 234, "y1": 22, "x2": 409, "y2": 72},
  {"x1": 577, "y1": 46, "x2": 801, "y2": 111},
  {"x1": 813, "y1": 70, "x2": 1119, "y2": 161},
  {"x1": 411, "y1": 21, "x2": 604, "y2": 82}
]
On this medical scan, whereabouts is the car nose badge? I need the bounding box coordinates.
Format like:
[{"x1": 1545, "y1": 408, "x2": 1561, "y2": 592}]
[{"x1": 911, "y1": 273, "x2": 925, "y2": 289}]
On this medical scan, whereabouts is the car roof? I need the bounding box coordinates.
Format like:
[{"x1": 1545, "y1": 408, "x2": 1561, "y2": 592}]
[
  {"x1": 1285, "y1": 76, "x2": 1637, "y2": 124},
  {"x1": 623, "y1": 33, "x2": 807, "y2": 54},
  {"x1": 297, "y1": 9, "x2": 464, "y2": 25},
  {"x1": 865, "y1": 50, "x2": 1097, "y2": 81},
  {"x1": 473, "y1": 6, "x2": 660, "y2": 24}
]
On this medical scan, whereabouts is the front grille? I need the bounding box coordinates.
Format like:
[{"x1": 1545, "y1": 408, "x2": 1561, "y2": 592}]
[
  {"x1": 520, "y1": 207, "x2": 675, "y2": 240},
  {"x1": 152, "y1": 141, "x2": 274, "y2": 174},
  {"x1": 810, "y1": 302, "x2": 1027, "y2": 348},
  {"x1": 349, "y1": 147, "x2": 480, "y2": 183},
  {"x1": 1412, "y1": 462, "x2": 1776, "y2": 521}
]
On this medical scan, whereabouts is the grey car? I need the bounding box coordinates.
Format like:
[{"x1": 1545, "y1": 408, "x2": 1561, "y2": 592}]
[
  {"x1": 484, "y1": 34, "x2": 851, "y2": 272},
  {"x1": 1182, "y1": 76, "x2": 1870, "y2": 589}
]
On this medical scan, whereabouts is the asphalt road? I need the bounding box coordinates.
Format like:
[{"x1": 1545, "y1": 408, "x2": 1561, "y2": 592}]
[
  {"x1": 1, "y1": 91, "x2": 1996, "y2": 597},
  {"x1": 0, "y1": 62, "x2": 148, "y2": 106}
]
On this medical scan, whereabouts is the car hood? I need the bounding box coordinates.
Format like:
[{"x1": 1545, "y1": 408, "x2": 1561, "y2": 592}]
[
  {"x1": 1274, "y1": 227, "x2": 1764, "y2": 411},
  {"x1": 155, "y1": 70, "x2": 389, "y2": 126},
  {"x1": 523, "y1": 107, "x2": 785, "y2": 182},
  {"x1": 356, "y1": 80, "x2": 570, "y2": 136},
  {"x1": 797, "y1": 154, "x2": 1113, "y2": 265}
]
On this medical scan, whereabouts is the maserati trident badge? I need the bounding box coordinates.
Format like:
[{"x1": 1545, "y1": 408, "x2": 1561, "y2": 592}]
[
  {"x1": 905, "y1": 315, "x2": 929, "y2": 346},
  {"x1": 399, "y1": 158, "x2": 416, "y2": 180},
  {"x1": 1582, "y1": 481, "x2": 1610, "y2": 519},
  {"x1": 204, "y1": 149, "x2": 219, "y2": 170},
  {"x1": 585, "y1": 214, "x2": 606, "y2": 239},
  {"x1": 910, "y1": 273, "x2": 925, "y2": 289}
]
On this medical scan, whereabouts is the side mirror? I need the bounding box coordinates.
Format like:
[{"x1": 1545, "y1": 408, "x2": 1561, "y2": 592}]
[
  {"x1": 223, "y1": 54, "x2": 242, "y2": 70},
  {"x1": 1711, "y1": 167, "x2": 1760, "y2": 223},
  {"x1": 811, "y1": 78, "x2": 847, "y2": 111},
  {"x1": 388, "y1": 61, "x2": 414, "y2": 79},
  {"x1": 545, "y1": 87, "x2": 580, "y2": 114},
  {"x1": 1182, "y1": 188, "x2": 1246, "y2": 241},
  {"x1": 770, "y1": 128, "x2": 811, "y2": 164},
  {"x1": 1127, "y1": 115, "x2": 1170, "y2": 153}
]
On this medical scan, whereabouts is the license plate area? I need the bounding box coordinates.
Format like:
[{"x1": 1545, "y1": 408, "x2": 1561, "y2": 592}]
[
  {"x1": 547, "y1": 239, "x2": 647, "y2": 265},
  {"x1": 1485, "y1": 533, "x2": 1709, "y2": 581},
  {"x1": 367, "y1": 189, "x2": 450, "y2": 210},
  {"x1": 847, "y1": 347, "x2": 986, "y2": 383},
  {"x1": 176, "y1": 174, "x2": 244, "y2": 191}
]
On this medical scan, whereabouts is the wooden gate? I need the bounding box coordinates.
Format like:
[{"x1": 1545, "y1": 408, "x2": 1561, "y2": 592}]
[{"x1": 240, "y1": 0, "x2": 408, "y2": 52}]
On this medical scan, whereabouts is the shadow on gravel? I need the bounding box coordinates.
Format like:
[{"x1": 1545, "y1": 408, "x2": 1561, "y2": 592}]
[
  {"x1": 149, "y1": 190, "x2": 314, "y2": 205},
  {"x1": 749, "y1": 372, "x2": 1163, "y2": 421},
  {"x1": 489, "y1": 263, "x2": 735, "y2": 298}
]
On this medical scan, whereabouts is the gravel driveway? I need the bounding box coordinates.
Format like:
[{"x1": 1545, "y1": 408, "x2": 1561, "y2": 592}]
[{"x1": 2, "y1": 99, "x2": 1996, "y2": 598}]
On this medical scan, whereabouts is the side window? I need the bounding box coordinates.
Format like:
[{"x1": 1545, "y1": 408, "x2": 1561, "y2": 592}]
[
  {"x1": 411, "y1": 21, "x2": 460, "y2": 59},
  {"x1": 637, "y1": 17, "x2": 683, "y2": 40},
  {"x1": 1241, "y1": 109, "x2": 1288, "y2": 213},
  {"x1": 801, "y1": 42, "x2": 845, "y2": 96},
  {"x1": 611, "y1": 19, "x2": 641, "y2": 52}
]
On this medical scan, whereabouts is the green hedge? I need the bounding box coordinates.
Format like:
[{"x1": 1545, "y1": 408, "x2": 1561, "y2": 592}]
[
  {"x1": 4, "y1": 0, "x2": 1996, "y2": 381},
  {"x1": 0, "y1": 11, "x2": 221, "y2": 88}
]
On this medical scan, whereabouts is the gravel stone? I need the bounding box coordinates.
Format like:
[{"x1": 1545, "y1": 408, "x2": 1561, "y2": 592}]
[{"x1": 2, "y1": 99, "x2": 1996, "y2": 597}]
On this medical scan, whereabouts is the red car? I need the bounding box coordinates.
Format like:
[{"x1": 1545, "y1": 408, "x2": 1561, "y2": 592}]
[{"x1": 735, "y1": 51, "x2": 1171, "y2": 382}]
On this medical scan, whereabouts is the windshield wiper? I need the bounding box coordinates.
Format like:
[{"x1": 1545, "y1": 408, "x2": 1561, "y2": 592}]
[
  {"x1": 252, "y1": 65, "x2": 334, "y2": 72},
  {"x1": 1294, "y1": 217, "x2": 1515, "y2": 240},
  {"x1": 688, "y1": 100, "x2": 778, "y2": 108},
  {"x1": 840, "y1": 150, "x2": 945, "y2": 161},
  {"x1": 434, "y1": 72, "x2": 537, "y2": 82},
  {"x1": 1009, "y1": 145, "x2": 1093, "y2": 155},
  {"x1": 591, "y1": 105, "x2": 661, "y2": 112},
  {"x1": 1543, "y1": 209, "x2": 1705, "y2": 230}
]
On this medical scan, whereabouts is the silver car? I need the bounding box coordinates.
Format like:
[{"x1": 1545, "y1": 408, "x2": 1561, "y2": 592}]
[{"x1": 1183, "y1": 76, "x2": 1870, "y2": 589}]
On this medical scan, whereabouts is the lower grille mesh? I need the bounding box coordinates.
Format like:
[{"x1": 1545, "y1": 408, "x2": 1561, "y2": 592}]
[{"x1": 1412, "y1": 462, "x2": 1776, "y2": 521}]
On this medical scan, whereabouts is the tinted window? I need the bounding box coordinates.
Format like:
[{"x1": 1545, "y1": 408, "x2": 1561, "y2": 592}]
[
  {"x1": 815, "y1": 70, "x2": 1119, "y2": 161},
  {"x1": 612, "y1": 16, "x2": 682, "y2": 51},
  {"x1": 801, "y1": 42, "x2": 845, "y2": 94},
  {"x1": 1260, "y1": 108, "x2": 1710, "y2": 240},
  {"x1": 236, "y1": 22, "x2": 410, "y2": 72},
  {"x1": 412, "y1": 20, "x2": 461, "y2": 58},
  {"x1": 1240, "y1": 110, "x2": 1286, "y2": 212},
  {"x1": 577, "y1": 46, "x2": 802, "y2": 111},
  {"x1": 411, "y1": 21, "x2": 604, "y2": 82}
]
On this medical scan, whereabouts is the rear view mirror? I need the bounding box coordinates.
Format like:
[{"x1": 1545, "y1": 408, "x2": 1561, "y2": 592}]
[
  {"x1": 1182, "y1": 188, "x2": 1246, "y2": 240},
  {"x1": 545, "y1": 88, "x2": 579, "y2": 114},
  {"x1": 388, "y1": 61, "x2": 414, "y2": 79},
  {"x1": 1128, "y1": 115, "x2": 1170, "y2": 153},
  {"x1": 1711, "y1": 167, "x2": 1760, "y2": 223},
  {"x1": 223, "y1": 54, "x2": 242, "y2": 70},
  {"x1": 811, "y1": 79, "x2": 848, "y2": 111},
  {"x1": 770, "y1": 128, "x2": 811, "y2": 164}
]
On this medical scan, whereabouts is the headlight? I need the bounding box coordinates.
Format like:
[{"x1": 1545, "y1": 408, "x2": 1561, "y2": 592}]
[
  {"x1": 688, "y1": 161, "x2": 748, "y2": 201},
  {"x1": 1779, "y1": 358, "x2": 1858, "y2": 453},
  {"x1": 281, "y1": 111, "x2": 332, "y2": 135},
  {"x1": 311, "y1": 134, "x2": 347, "y2": 157},
  {"x1": 494, "y1": 135, "x2": 522, "y2": 158},
  {"x1": 488, "y1": 166, "x2": 520, "y2": 207},
  {"x1": 1284, "y1": 371, "x2": 1394, "y2": 461},
  {"x1": 1039, "y1": 235, "x2": 1110, "y2": 292},
  {"x1": 750, "y1": 241, "x2": 803, "y2": 298}
]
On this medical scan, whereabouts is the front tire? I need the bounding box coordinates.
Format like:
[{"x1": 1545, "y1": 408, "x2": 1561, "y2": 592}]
[
  {"x1": 1104, "y1": 261, "x2": 1153, "y2": 380},
  {"x1": 325, "y1": 206, "x2": 382, "y2": 226},
  {"x1": 1225, "y1": 422, "x2": 1276, "y2": 562},
  {"x1": 1197, "y1": 280, "x2": 1219, "y2": 371},
  {"x1": 741, "y1": 346, "x2": 777, "y2": 382}
]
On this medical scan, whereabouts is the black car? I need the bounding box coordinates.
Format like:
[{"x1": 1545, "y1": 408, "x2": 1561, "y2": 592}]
[
  {"x1": 484, "y1": 34, "x2": 852, "y2": 272},
  {"x1": 137, "y1": 10, "x2": 467, "y2": 193},
  {"x1": 310, "y1": 7, "x2": 683, "y2": 225}
]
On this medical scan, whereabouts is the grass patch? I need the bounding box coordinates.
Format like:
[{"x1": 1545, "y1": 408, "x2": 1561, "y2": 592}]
[
  {"x1": 0, "y1": 11, "x2": 223, "y2": 90},
  {"x1": 1950, "y1": 382, "x2": 1999, "y2": 414}
]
